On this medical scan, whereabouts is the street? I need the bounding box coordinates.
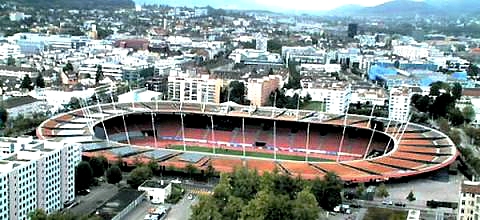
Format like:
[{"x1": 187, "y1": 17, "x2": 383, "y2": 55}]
[
  {"x1": 69, "y1": 182, "x2": 119, "y2": 216},
  {"x1": 166, "y1": 196, "x2": 198, "y2": 220}
]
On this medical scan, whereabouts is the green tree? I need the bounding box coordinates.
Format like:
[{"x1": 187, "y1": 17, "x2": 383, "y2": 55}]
[
  {"x1": 35, "y1": 73, "x2": 45, "y2": 88},
  {"x1": 267, "y1": 39, "x2": 282, "y2": 53},
  {"x1": 241, "y1": 190, "x2": 292, "y2": 220},
  {"x1": 448, "y1": 129, "x2": 462, "y2": 146},
  {"x1": 147, "y1": 160, "x2": 159, "y2": 175},
  {"x1": 95, "y1": 65, "x2": 104, "y2": 85},
  {"x1": 413, "y1": 95, "x2": 430, "y2": 113},
  {"x1": 106, "y1": 165, "x2": 122, "y2": 184},
  {"x1": 451, "y1": 82, "x2": 463, "y2": 100},
  {"x1": 226, "y1": 81, "x2": 246, "y2": 104},
  {"x1": 437, "y1": 117, "x2": 450, "y2": 133},
  {"x1": 205, "y1": 162, "x2": 216, "y2": 180},
  {"x1": 75, "y1": 161, "x2": 93, "y2": 192},
  {"x1": 463, "y1": 105, "x2": 476, "y2": 123},
  {"x1": 20, "y1": 74, "x2": 33, "y2": 91},
  {"x1": 406, "y1": 191, "x2": 416, "y2": 202},
  {"x1": 221, "y1": 196, "x2": 244, "y2": 220},
  {"x1": 376, "y1": 183, "x2": 389, "y2": 199},
  {"x1": 429, "y1": 81, "x2": 445, "y2": 96},
  {"x1": 311, "y1": 172, "x2": 343, "y2": 211},
  {"x1": 291, "y1": 188, "x2": 320, "y2": 220},
  {"x1": 185, "y1": 163, "x2": 198, "y2": 179},
  {"x1": 449, "y1": 108, "x2": 465, "y2": 126},
  {"x1": 63, "y1": 62, "x2": 74, "y2": 73},
  {"x1": 467, "y1": 64, "x2": 479, "y2": 77},
  {"x1": 0, "y1": 106, "x2": 8, "y2": 128},
  {"x1": 7, "y1": 56, "x2": 15, "y2": 66},
  {"x1": 29, "y1": 209, "x2": 48, "y2": 220},
  {"x1": 89, "y1": 156, "x2": 108, "y2": 177},
  {"x1": 356, "y1": 183, "x2": 366, "y2": 198},
  {"x1": 127, "y1": 166, "x2": 152, "y2": 189},
  {"x1": 191, "y1": 195, "x2": 222, "y2": 220}
]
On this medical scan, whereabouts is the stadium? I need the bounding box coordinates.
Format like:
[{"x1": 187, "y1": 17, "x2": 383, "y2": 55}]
[{"x1": 37, "y1": 101, "x2": 459, "y2": 183}]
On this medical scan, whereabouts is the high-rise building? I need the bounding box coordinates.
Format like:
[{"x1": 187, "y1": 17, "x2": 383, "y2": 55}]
[
  {"x1": 167, "y1": 75, "x2": 223, "y2": 103},
  {"x1": 458, "y1": 180, "x2": 480, "y2": 220},
  {"x1": 388, "y1": 86, "x2": 420, "y2": 121},
  {"x1": 255, "y1": 33, "x2": 268, "y2": 52},
  {"x1": 301, "y1": 81, "x2": 352, "y2": 114},
  {"x1": 0, "y1": 137, "x2": 81, "y2": 220},
  {"x1": 348, "y1": 23, "x2": 358, "y2": 38}
]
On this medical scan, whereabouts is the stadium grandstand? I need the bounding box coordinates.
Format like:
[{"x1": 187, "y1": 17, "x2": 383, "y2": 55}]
[{"x1": 37, "y1": 101, "x2": 458, "y2": 183}]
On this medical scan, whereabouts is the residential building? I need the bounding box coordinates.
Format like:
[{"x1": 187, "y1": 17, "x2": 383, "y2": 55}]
[
  {"x1": 282, "y1": 46, "x2": 326, "y2": 65},
  {"x1": 0, "y1": 137, "x2": 81, "y2": 220},
  {"x1": 167, "y1": 75, "x2": 222, "y2": 103},
  {"x1": 0, "y1": 43, "x2": 24, "y2": 61},
  {"x1": 247, "y1": 75, "x2": 282, "y2": 106},
  {"x1": 255, "y1": 33, "x2": 268, "y2": 52},
  {"x1": 388, "y1": 86, "x2": 419, "y2": 121},
  {"x1": 458, "y1": 180, "x2": 480, "y2": 220},
  {"x1": 228, "y1": 49, "x2": 282, "y2": 65},
  {"x1": 300, "y1": 81, "x2": 352, "y2": 114}
]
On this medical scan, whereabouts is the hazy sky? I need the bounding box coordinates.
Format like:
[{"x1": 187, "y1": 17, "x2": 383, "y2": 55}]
[{"x1": 134, "y1": 0, "x2": 396, "y2": 11}]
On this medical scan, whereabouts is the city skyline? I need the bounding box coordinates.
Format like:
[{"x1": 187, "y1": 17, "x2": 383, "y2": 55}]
[{"x1": 133, "y1": 0, "x2": 399, "y2": 12}]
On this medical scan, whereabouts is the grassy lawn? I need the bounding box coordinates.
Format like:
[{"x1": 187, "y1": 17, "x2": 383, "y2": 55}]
[
  {"x1": 169, "y1": 145, "x2": 329, "y2": 162},
  {"x1": 302, "y1": 101, "x2": 325, "y2": 112},
  {"x1": 364, "y1": 207, "x2": 408, "y2": 220}
]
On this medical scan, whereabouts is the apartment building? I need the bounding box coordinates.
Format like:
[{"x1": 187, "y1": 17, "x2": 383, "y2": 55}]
[
  {"x1": 167, "y1": 75, "x2": 222, "y2": 103},
  {"x1": 301, "y1": 80, "x2": 352, "y2": 114},
  {"x1": 388, "y1": 86, "x2": 420, "y2": 121},
  {"x1": 0, "y1": 137, "x2": 81, "y2": 220},
  {"x1": 247, "y1": 75, "x2": 282, "y2": 106},
  {"x1": 458, "y1": 180, "x2": 480, "y2": 220}
]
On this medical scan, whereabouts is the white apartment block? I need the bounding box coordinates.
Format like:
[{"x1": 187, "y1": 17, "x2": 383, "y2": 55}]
[
  {"x1": 167, "y1": 75, "x2": 222, "y2": 103},
  {"x1": 458, "y1": 180, "x2": 480, "y2": 220},
  {"x1": 0, "y1": 137, "x2": 81, "y2": 220},
  {"x1": 388, "y1": 87, "x2": 414, "y2": 122},
  {"x1": 300, "y1": 81, "x2": 352, "y2": 114}
]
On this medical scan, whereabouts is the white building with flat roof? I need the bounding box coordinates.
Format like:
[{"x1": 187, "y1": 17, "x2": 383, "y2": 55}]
[
  {"x1": 167, "y1": 75, "x2": 222, "y2": 103},
  {"x1": 300, "y1": 81, "x2": 351, "y2": 114},
  {"x1": 388, "y1": 86, "x2": 415, "y2": 121},
  {"x1": 0, "y1": 137, "x2": 81, "y2": 219}
]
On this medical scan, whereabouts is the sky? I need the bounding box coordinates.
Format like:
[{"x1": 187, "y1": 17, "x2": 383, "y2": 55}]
[{"x1": 133, "y1": 0, "x2": 396, "y2": 11}]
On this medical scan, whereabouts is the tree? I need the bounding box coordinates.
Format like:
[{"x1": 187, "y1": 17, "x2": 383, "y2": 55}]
[
  {"x1": 448, "y1": 108, "x2": 465, "y2": 126},
  {"x1": 430, "y1": 93, "x2": 454, "y2": 118},
  {"x1": 242, "y1": 190, "x2": 292, "y2": 220},
  {"x1": 376, "y1": 183, "x2": 389, "y2": 199},
  {"x1": 267, "y1": 39, "x2": 282, "y2": 53},
  {"x1": 29, "y1": 209, "x2": 101, "y2": 220},
  {"x1": 127, "y1": 166, "x2": 152, "y2": 189},
  {"x1": 66, "y1": 97, "x2": 81, "y2": 110},
  {"x1": 147, "y1": 160, "x2": 159, "y2": 175},
  {"x1": 35, "y1": 73, "x2": 45, "y2": 88},
  {"x1": 221, "y1": 196, "x2": 244, "y2": 220},
  {"x1": 185, "y1": 163, "x2": 198, "y2": 179},
  {"x1": 0, "y1": 106, "x2": 8, "y2": 128},
  {"x1": 106, "y1": 165, "x2": 122, "y2": 184},
  {"x1": 191, "y1": 195, "x2": 222, "y2": 220},
  {"x1": 20, "y1": 74, "x2": 33, "y2": 91},
  {"x1": 413, "y1": 95, "x2": 430, "y2": 113},
  {"x1": 89, "y1": 156, "x2": 108, "y2": 177},
  {"x1": 406, "y1": 191, "x2": 416, "y2": 202},
  {"x1": 451, "y1": 82, "x2": 463, "y2": 100},
  {"x1": 438, "y1": 117, "x2": 451, "y2": 133},
  {"x1": 95, "y1": 65, "x2": 104, "y2": 85},
  {"x1": 63, "y1": 62, "x2": 74, "y2": 73},
  {"x1": 311, "y1": 172, "x2": 343, "y2": 211},
  {"x1": 7, "y1": 56, "x2": 15, "y2": 66},
  {"x1": 429, "y1": 81, "x2": 445, "y2": 96},
  {"x1": 205, "y1": 162, "x2": 216, "y2": 180},
  {"x1": 463, "y1": 105, "x2": 476, "y2": 123},
  {"x1": 226, "y1": 81, "x2": 246, "y2": 104},
  {"x1": 291, "y1": 188, "x2": 320, "y2": 220},
  {"x1": 448, "y1": 129, "x2": 462, "y2": 146},
  {"x1": 356, "y1": 183, "x2": 366, "y2": 198},
  {"x1": 75, "y1": 161, "x2": 93, "y2": 192},
  {"x1": 467, "y1": 64, "x2": 479, "y2": 77}
]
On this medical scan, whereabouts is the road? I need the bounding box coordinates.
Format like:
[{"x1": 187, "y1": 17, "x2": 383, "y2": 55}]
[
  {"x1": 166, "y1": 196, "x2": 198, "y2": 220},
  {"x1": 69, "y1": 183, "x2": 119, "y2": 216},
  {"x1": 120, "y1": 199, "x2": 153, "y2": 220}
]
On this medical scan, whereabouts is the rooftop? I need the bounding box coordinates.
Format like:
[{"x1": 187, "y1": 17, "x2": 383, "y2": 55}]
[
  {"x1": 462, "y1": 181, "x2": 480, "y2": 194},
  {"x1": 139, "y1": 180, "x2": 171, "y2": 189}
]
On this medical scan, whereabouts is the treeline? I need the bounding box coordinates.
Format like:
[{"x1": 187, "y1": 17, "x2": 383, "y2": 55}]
[
  {"x1": 3, "y1": 112, "x2": 49, "y2": 137},
  {"x1": 410, "y1": 82, "x2": 474, "y2": 126},
  {"x1": 190, "y1": 167, "x2": 343, "y2": 220}
]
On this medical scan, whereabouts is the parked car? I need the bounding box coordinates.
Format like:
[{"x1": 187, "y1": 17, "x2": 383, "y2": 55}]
[
  {"x1": 77, "y1": 189, "x2": 90, "y2": 195},
  {"x1": 394, "y1": 202, "x2": 406, "y2": 207}
]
